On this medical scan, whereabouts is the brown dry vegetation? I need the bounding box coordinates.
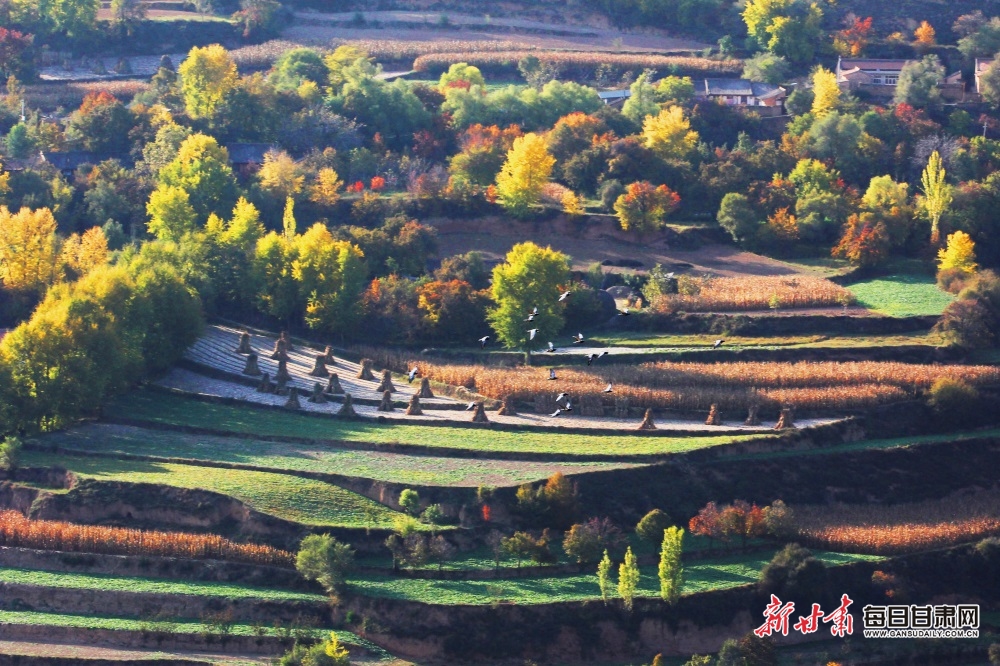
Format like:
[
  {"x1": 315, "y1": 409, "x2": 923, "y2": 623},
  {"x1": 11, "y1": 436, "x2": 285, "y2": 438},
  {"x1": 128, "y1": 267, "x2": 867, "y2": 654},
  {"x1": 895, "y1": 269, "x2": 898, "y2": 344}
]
[
  {"x1": 412, "y1": 51, "x2": 742, "y2": 76},
  {"x1": 25, "y1": 80, "x2": 150, "y2": 110},
  {"x1": 397, "y1": 359, "x2": 1000, "y2": 413},
  {"x1": 791, "y1": 492, "x2": 1000, "y2": 554},
  {"x1": 653, "y1": 276, "x2": 854, "y2": 313},
  {"x1": 0, "y1": 511, "x2": 294, "y2": 567}
]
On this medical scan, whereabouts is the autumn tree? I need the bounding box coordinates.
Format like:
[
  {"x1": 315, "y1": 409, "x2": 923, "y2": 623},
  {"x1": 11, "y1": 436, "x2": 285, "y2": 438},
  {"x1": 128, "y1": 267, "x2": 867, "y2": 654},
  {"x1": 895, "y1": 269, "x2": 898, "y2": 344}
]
[
  {"x1": 743, "y1": 0, "x2": 825, "y2": 64},
  {"x1": 938, "y1": 231, "x2": 977, "y2": 275},
  {"x1": 658, "y1": 526, "x2": 684, "y2": 604},
  {"x1": 295, "y1": 224, "x2": 368, "y2": 336},
  {"x1": 449, "y1": 124, "x2": 523, "y2": 186},
  {"x1": 146, "y1": 186, "x2": 197, "y2": 241},
  {"x1": 157, "y1": 133, "x2": 238, "y2": 220},
  {"x1": 913, "y1": 20, "x2": 936, "y2": 48},
  {"x1": 324, "y1": 45, "x2": 372, "y2": 93},
  {"x1": 834, "y1": 16, "x2": 873, "y2": 56},
  {"x1": 206, "y1": 197, "x2": 265, "y2": 311},
  {"x1": 487, "y1": 242, "x2": 570, "y2": 352},
  {"x1": 810, "y1": 66, "x2": 840, "y2": 117},
  {"x1": 0, "y1": 28, "x2": 34, "y2": 80},
  {"x1": 258, "y1": 149, "x2": 304, "y2": 200},
  {"x1": 920, "y1": 150, "x2": 952, "y2": 245},
  {"x1": 613, "y1": 181, "x2": 680, "y2": 233},
  {"x1": 832, "y1": 212, "x2": 891, "y2": 268},
  {"x1": 618, "y1": 546, "x2": 640, "y2": 612},
  {"x1": 643, "y1": 106, "x2": 698, "y2": 160},
  {"x1": 65, "y1": 92, "x2": 134, "y2": 154},
  {"x1": 178, "y1": 44, "x2": 238, "y2": 120},
  {"x1": 0, "y1": 206, "x2": 58, "y2": 292},
  {"x1": 563, "y1": 518, "x2": 624, "y2": 563},
  {"x1": 495, "y1": 133, "x2": 555, "y2": 217},
  {"x1": 309, "y1": 168, "x2": 344, "y2": 206},
  {"x1": 60, "y1": 226, "x2": 109, "y2": 279}
]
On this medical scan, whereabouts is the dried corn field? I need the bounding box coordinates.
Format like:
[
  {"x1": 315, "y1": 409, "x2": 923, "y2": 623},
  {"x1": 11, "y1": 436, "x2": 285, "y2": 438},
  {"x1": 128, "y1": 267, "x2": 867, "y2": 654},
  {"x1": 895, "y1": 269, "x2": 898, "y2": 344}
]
[
  {"x1": 790, "y1": 492, "x2": 1000, "y2": 554},
  {"x1": 403, "y1": 359, "x2": 1000, "y2": 413},
  {"x1": 653, "y1": 276, "x2": 854, "y2": 313},
  {"x1": 412, "y1": 51, "x2": 741, "y2": 77},
  {"x1": 0, "y1": 511, "x2": 294, "y2": 567}
]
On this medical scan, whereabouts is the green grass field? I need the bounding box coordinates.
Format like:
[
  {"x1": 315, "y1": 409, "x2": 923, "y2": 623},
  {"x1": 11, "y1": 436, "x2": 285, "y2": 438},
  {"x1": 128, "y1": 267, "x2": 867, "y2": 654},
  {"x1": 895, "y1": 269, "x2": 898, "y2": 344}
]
[
  {"x1": 108, "y1": 391, "x2": 757, "y2": 458},
  {"x1": 0, "y1": 567, "x2": 323, "y2": 603},
  {"x1": 23, "y1": 451, "x2": 411, "y2": 530},
  {"x1": 588, "y1": 332, "x2": 941, "y2": 350},
  {"x1": 0, "y1": 609, "x2": 338, "y2": 640},
  {"x1": 348, "y1": 550, "x2": 880, "y2": 605},
  {"x1": 848, "y1": 274, "x2": 954, "y2": 317},
  {"x1": 37, "y1": 424, "x2": 639, "y2": 488}
]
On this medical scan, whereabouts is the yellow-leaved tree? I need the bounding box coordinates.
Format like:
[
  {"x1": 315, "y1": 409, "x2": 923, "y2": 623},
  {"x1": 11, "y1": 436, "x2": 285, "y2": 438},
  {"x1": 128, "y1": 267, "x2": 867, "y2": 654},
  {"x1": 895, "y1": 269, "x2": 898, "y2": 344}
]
[
  {"x1": 914, "y1": 20, "x2": 936, "y2": 47},
  {"x1": 642, "y1": 106, "x2": 698, "y2": 160},
  {"x1": 258, "y1": 149, "x2": 304, "y2": 200},
  {"x1": 0, "y1": 206, "x2": 59, "y2": 292},
  {"x1": 60, "y1": 226, "x2": 109, "y2": 279},
  {"x1": 495, "y1": 133, "x2": 555, "y2": 218},
  {"x1": 938, "y1": 231, "x2": 977, "y2": 275},
  {"x1": 310, "y1": 168, "x2": 343, "y2": 206},
  {"x1": 920, "y1": 150, "x2": 952, "y2": 245},
  {"x1": 810, "y1": 66, "x2": 840, "y2": 117},
  {"x1": 178, "y1": 44, "x2": 238, "y2": 120}
]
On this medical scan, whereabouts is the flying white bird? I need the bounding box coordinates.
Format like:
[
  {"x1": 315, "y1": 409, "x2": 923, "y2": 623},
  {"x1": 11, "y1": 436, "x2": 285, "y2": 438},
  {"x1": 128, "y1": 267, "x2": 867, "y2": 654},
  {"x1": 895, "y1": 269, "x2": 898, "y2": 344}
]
[
  {"x1": 558, "y1": 290, "x2": 571, "y2": 302},
  {"x1": 602, "y1": 383, "x2": 613, "y2": 393},
  {"x1": 546, "y1": 342, "x2": 556, "y2": 353},
  {"x1": 408, "y1": 367, "x2": 418, "y2": 383},
  {"x1": 713, "y1": 339, "x2": 725, "y2": 349},
  {"x1": 586, "y1": 353, "x2": 598, "y2": 366},
  {"x1": 617, "y1": 307, "x2": 630, "y2": 317},
  {"x1": 465, "y1": 401, "x2": 477, "y2": 411},
  {"x1": 528, "y1": 328, "x2": 539, "y2": 340},
  {"x1": 549, "y1": 408, "x2": 563, "y2": 417},
  {"x1": 572, "y1": 333, "x2": 585, "y2": 344},
  {"x1": 548, "y1": 368, "x2": 557, "y2": 381},
  {"x1": 556, "y1": 392, "x2": 569, "y2": 402},
  {"x1": 478, "y1": 336, "x2": 490, "y2": 348}
]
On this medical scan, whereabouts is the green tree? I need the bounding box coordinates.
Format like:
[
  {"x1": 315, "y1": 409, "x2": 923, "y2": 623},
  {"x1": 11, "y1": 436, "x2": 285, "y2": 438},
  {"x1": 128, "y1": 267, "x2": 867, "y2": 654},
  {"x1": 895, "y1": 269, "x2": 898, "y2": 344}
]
[
  {"x1": 110, "y1": 0, "x2": 146, "y2": 33},
  {"x1": 438, "y1": 62, "x2": 486, "y2": 90},
  {"x1": 487, "y1": 242, "x2": 570, "y2": 352},
  {"x1": 894, "y1": 55, "x2": 944, "y2": 109},
  {"x1": 979, "y1": 58, "x2": 1000, "y2": 108},
  {"x1": 743, "y1": 0, "x2": 824, "y2": 64},
  {"x1": 65, "y1": 92, "x2": 134, "y2": 154},
  {"x1": 655, "y1": 76, "x2": 696, "y2": 104},
  {"x1": 294, "y1": 224, "x2": 368, "y2": 336},
  {"x1": 5, "y1": 122, "x2": 32, "y2": 159},
  {"x1": 51, "y1": 0, "x2": 100, "y2": 37},
  {"x1": 597, "y1": 549, "x2": 613, "y2": 604},
  {"x1": 742, "y1": 52, "x2": 789, "y2": 84},
  {"x1": 253, "y1": 231, "x2": 299, "y2": 322},
  {"x1": 622, "y1": 71, "x2": 659, "y2": 123},
  {"x1": 958, "y1": 17, "x2": 1000, "y2": 58},
  {"x1": 920, "y1": 150, "x2": 952, "y2": 245},
  {"x1": 495, "y1": 133, "x2": 555, "y2": 217},
  {"x1": 146, "y1": 186, "x2": 197, "y2": 241},
  {"x1": 398, "y1": 488, "x2": 420, "y2": 515},
  {"x1": 717, "y1": 192, "x2": 759, "y2": 244},
  {"x1": 327, "y1": 62, "x2": 431, "y2": 150},
  {"x1": 636, "y1": 509, "x2": 673, "y2": 545},
  {"x1": 157, "y1": 133, "x2": 238, "y2": 220},
  {"x1": 0, "y1": 436, "x2": 22, "y2": 471},
  {"x1": 658, "y1": 526, "x2": 684, "y2": 604},
  {"x1": 270, "y1": 47, "x2": 327, "y2": 91},
  {"x1": 618, "y1": 546, "x2": 640, "y2": 612},
  {"x1": 295, "y1": 533, "x2": 355, "y2": 592},
  {"x1": 178, "y1": 44, "x2": 238, "y2": 120}
]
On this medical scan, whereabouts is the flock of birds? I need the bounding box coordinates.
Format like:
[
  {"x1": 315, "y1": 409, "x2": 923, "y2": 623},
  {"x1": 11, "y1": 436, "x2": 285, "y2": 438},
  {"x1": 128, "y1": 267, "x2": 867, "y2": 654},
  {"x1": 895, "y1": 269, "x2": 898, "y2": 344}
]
[{"x1": 406, "y1": 286, "x2": 727, "y2": 419}]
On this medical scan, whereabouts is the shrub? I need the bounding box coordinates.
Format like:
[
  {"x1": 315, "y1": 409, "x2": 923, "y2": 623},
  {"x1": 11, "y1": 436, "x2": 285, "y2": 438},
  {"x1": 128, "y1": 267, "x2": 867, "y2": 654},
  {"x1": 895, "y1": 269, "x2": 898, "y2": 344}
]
[
  {"x1": 398, "y1": 489, "x2": 420, "y2": 516},
  {"x1": 0, "y1": 436, "x2": 21, "y2": 472},
  {"x1": 420, "y1": 503, "x2": 446, "y2": 525},
  {"x1": 636, "y1": 509, "x2": 673, "y2": 545},
  {"x1": 759, "y1": 543, "x2": 827, "y2": 601},
  {"x1": 927, "y1": 377, "x2": 980, "y2": 421},
  {"x1": 295, "y1": 534, "x2": 355, "y2": 592},
  {"x1": 564, "y1": 517, "x2": 624, "y2": 564}
]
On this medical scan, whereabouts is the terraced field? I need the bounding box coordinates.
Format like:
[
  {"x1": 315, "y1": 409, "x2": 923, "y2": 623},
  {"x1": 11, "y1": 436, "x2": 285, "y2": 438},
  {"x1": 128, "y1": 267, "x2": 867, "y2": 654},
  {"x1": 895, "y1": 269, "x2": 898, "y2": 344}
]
[
  {"x1": 349, "y1": 550, "x2": 882, "y2": 605},
  {"x1": 36, "y1": 424, "x2": 640, "y2": 487},
  {"x1": 22, "y1": 451, "x2": 410, "y2": 530},
  {"x1": 107, "y1": 390, "x2": 762, "y2": 458}
]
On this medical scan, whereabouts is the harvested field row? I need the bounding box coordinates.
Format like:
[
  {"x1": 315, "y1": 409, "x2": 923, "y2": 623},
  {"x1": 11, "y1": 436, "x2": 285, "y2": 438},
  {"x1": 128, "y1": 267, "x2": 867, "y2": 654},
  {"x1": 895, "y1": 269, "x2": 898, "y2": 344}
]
[
  {"x1": 791, "y1": 491, "x2": 1000, "y2": 555},
  {"x1": 652, "y1": 276, "x2": 855, "y2": 313},
  {"x1": 0, "y1": 511, "x2": 292, "y2": 567},
  {"x1": 402, "y1": 357, "x2": 1000, "y2": 413}
]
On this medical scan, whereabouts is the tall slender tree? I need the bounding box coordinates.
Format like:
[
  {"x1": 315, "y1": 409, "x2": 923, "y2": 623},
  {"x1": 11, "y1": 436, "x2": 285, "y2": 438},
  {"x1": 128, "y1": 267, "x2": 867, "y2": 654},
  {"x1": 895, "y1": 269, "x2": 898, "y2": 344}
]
[{"x1": 920, "y1": 150, "x2": 952, "y2": 245}]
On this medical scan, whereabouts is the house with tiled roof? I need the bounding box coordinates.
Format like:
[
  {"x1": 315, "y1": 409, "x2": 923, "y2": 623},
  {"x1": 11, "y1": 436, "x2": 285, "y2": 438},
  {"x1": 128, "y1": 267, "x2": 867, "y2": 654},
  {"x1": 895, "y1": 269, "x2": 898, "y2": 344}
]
[{"x1": 836, "y1": 57, "x2": 966, "y2": 101}]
